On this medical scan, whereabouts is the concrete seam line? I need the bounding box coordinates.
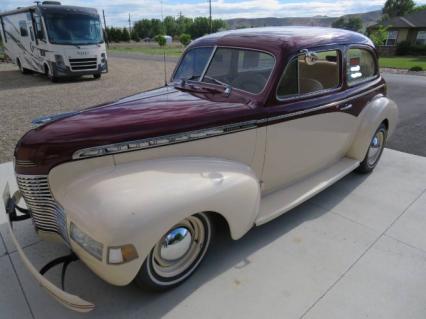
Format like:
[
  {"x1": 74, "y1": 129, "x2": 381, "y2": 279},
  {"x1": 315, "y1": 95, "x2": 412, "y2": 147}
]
[
  {"x1": 299, "y1": 187, "x2": 426, "y2": 319},
  {"x1": 310, "y1": 201, "x2": 378, "y2": 233},
  {"x1": 383, "y1": 233, "x2": 426, "y2": 256},
  {"x1": 0, "y1": 231, "x2": 36, "y2": 319}
]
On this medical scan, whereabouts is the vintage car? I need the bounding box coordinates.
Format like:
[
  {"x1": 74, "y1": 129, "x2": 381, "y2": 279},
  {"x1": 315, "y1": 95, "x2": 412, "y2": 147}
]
[{"x1": 3, "y1": 27, "x2": 398, "y2": 312}]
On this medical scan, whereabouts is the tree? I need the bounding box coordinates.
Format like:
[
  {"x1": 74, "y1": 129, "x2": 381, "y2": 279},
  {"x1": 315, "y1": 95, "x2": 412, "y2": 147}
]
[
  {"x1": 163, "y1": 16, "x2": 177, "y2": 36},
  {"x1": 332, "y1": 17, "x2": 346, "y2": 29},
  {"x1": 121, "y1": 28, "x2": 130, "y2": 42},
  {"x1": 383, "y1": 0, "x2": 415, "y2": 17},
  {"x1": 131, "y1": 29, "x2": 140, "y2": 42},
  {"x1": 411, "y1": 4, "x2": 426, "y2": 12},
  {"x1": 369, "y1": 25, "x2": 388, "y2": 46},
  {"x1": 179, "y1": 33, "x2": 191, "y2": 46},
  {"x1": 331, "y1": 17, "x2": 362, "y2": 32},
  {"x1": 346, "y1": 17, "x2": 363, "y2": 32}
]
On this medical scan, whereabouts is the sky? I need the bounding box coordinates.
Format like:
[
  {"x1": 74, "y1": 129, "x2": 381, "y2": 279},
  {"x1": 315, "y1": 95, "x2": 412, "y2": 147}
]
[{"x1": 2, "y1": 0, "x2": 426, "y2": 27}]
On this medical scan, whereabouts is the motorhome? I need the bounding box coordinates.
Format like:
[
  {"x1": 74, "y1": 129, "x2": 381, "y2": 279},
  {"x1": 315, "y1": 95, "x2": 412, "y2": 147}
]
[{"x1": 0, "y1": 1, "x2": 108, "y2": 81}]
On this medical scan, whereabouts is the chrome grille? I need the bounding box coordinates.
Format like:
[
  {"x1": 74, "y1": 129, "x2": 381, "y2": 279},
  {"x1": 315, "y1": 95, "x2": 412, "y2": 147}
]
[
  {"x1": 16, "y1": 175, "x2": 68, "y2": 243},
  {"x1": 15, "y1": 159, "x2": 37, "y2": 168},
  {"x1": 69, "y1": 58, "x2": 98, "y2": 71}
]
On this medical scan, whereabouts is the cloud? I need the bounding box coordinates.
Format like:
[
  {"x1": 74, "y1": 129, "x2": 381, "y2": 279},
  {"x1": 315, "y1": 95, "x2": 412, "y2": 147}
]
[{"x1": 1, "y1": 0, "x2": 426, "y2": 26}]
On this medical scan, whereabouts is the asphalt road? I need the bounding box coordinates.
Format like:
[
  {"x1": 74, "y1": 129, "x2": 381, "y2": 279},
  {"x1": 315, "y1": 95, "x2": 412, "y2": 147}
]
[{"x1": 383, "y1": 73, "x2": 426, "y2": 157}]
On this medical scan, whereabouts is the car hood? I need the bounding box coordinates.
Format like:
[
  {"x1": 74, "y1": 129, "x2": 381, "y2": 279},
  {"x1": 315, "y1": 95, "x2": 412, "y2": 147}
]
[{"x1": 15, "y1": 86, "x2": 259, "y2": 175}]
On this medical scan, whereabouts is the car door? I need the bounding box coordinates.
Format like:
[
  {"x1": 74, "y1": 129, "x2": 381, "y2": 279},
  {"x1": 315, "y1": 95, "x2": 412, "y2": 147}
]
[{"x1": 261, "y1": 47, "x2": 359, "y2": 194}]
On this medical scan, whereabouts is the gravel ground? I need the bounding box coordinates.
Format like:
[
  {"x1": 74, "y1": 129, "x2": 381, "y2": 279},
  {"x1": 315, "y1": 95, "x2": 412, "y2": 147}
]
[{"x1": 0, "y1": 58, "x2": 176, "y2": 163}]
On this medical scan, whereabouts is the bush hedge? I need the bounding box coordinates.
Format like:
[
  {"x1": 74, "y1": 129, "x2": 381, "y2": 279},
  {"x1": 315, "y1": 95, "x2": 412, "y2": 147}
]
[{"x1": 396, "y1": 41, "x2": 426, "y2": 56}]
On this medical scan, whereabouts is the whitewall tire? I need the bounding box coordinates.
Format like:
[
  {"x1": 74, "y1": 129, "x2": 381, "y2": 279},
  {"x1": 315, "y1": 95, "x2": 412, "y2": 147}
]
[{"x1": 135, "y1": 212, "x2": 213, "y2": 291}]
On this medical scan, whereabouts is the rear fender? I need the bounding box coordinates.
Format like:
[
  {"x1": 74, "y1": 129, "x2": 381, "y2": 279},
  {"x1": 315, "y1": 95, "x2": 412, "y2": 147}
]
[{"x1": 347, "y1": 96, "x2": 398, "y2": 161}]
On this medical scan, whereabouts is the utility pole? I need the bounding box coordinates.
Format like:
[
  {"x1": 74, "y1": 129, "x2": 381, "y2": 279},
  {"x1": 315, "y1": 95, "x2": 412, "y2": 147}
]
[
  {"x1": 128, "y1": 13, "x2": 131, "y2": 34},
  {"x1": 209, "y1": 0, "x2": 212, "y2": 33},
  {"x1": 102, "y1": 9, "x2": 109, "y2": 48}
]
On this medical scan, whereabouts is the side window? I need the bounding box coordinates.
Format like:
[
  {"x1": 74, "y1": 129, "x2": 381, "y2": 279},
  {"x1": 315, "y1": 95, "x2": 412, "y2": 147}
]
[
  {"x1": 277, "y1": 50, "x2": 340, "y2": 99},
  {"x1": 19, "y1": 21, "x2": 28, "y2": 37},
  {"x1": 346, "y1": 48, "x2": 377, "y2": 85},
  {"x1": 34, "y1": 15, "x2": 46, "y2": 41}
]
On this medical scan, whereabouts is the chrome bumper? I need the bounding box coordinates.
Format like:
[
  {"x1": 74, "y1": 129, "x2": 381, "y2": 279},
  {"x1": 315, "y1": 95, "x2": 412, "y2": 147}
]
[{"x1": 3, "y1": 183, "x2": 95, "y2": 312}]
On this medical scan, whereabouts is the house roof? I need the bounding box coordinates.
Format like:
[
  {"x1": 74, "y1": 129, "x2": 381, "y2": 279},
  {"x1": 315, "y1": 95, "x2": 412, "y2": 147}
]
[{"x1": 377, "y1": 9, "x2": 426, "y2": 28}]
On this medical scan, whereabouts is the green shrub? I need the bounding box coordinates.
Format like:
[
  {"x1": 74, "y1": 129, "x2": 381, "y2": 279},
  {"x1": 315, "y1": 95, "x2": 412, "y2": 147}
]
[
  {"x1": 409, "y1": 65, "x2": 423, "y2": 71},
  {"x1": 411, "y1": 44, "x2": 426, "y2": 56},
  {"x1": 396, "y1": 40, "x2": 411, "y2": 56},
  {"x1": 179, "y1": 33, "x2": 191, "y2": 46},
  {"x1": 396, "y1": 41, "x2": 426, "y2": 56},
  {"x1": 155, "y1": 35, "x2": 166, "y2": 46}
]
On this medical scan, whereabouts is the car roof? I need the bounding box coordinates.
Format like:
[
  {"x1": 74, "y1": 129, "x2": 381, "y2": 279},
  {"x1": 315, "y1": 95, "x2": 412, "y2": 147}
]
[{"x1": 188, "y1": 26, "x2": 374, "y2": 55}]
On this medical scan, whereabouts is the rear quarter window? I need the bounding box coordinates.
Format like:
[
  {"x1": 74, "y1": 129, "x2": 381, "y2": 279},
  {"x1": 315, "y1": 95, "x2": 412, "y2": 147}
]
[{"x1": 346, "y1": 48, "x2": 377, "y2": 86}]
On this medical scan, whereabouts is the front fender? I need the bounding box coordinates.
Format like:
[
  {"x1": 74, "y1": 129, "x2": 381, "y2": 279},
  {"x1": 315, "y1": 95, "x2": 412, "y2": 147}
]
[
  {"x1": 347, "y1": 96, "x2": 398, "y2": 161},
  {"x1": 49, "y1": 157, "x2": 260, "y2": 285}
]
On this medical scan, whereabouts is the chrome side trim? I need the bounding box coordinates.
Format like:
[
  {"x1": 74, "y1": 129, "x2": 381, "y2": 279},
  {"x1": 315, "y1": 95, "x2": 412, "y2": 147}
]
[
  {"x1": 72, "y1": 120, "x2": 258, "y2": 160},
  {"x1": 72, "y1": 84, "x2": 385, "y2": 160}
]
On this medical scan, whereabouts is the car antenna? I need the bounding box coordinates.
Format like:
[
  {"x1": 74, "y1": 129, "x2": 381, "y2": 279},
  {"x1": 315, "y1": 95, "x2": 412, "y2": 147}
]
[{"x1": 161, "y1": 0, "x2": 167, "y2": 87}]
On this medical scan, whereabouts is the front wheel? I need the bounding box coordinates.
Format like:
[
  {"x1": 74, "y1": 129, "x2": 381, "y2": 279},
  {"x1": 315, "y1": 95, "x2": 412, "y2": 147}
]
[
  {"x1": 135, "y1": 213, "x2": 213, "y2": 291},
  {"x1": 355, "y1": 123, "x2": 387, "y2": 174}
]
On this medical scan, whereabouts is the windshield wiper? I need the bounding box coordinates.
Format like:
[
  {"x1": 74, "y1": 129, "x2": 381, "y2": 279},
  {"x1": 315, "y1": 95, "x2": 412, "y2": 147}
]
[
  {"x1": 203, "y1": 75, "x2": 228, "y2": 87},
  {"x1": 202, "y1": 75, "x2": 232, "y2": 95}
]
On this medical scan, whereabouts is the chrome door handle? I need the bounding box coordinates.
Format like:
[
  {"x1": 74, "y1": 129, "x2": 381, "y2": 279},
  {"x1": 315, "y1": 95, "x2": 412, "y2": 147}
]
[{"x1": 339, "y1": 103, "x2": 353, "y2": 111}]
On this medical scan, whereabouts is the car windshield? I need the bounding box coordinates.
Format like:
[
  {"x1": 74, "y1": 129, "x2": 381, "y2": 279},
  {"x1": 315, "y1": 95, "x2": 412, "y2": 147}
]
[
  {"x1": 173, "y1": 47, "x2": 214, "y2": 81},
  {"x1": 173, "y1": 47, "x2": 275, "y2": 95},
  {"x1": 44, "y1": 13, "x2": 103, "y2": 45}
]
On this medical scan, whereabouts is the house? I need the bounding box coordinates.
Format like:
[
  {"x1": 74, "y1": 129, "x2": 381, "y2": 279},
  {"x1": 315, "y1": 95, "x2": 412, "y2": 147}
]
[{"x1": 369, "y1": 9, "x2": 426, "y2": 47}]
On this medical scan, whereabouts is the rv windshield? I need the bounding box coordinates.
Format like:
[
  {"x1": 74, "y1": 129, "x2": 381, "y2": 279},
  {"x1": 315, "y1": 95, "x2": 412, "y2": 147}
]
[{"x1": 44, "y1": 13, "x2": 103, "y2": 45}]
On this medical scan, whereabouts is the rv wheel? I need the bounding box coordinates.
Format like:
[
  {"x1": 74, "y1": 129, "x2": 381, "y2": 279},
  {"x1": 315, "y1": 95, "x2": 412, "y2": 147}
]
[{"x1": 45, "y1": 65, "x2": 58, "y2": 83}]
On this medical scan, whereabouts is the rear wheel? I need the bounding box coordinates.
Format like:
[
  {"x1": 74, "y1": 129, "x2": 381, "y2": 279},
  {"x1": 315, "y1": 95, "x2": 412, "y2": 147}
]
[
  {"x1": 135, "y1": 213, "x2": 213, "y2": 291},
  {"x1": 355, "y1": 123, "x2": 387, "y2": 174}
]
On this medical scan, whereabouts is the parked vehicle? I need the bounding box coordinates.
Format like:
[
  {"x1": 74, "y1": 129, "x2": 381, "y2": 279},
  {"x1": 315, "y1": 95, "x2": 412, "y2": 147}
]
[
  {"x1": 0, "y1": 1, "x2": 108, "y2": 82},
  {"x1": 3, "y1": 27, "x2": 398, "y2": 312}
]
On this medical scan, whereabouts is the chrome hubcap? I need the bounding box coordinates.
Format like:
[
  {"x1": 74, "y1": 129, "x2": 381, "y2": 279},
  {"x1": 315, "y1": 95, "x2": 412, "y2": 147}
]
[
  {"x1": 160, "y1": 227, "x2": 192, "y2": 261},
  {"x1": 152, "y1": 216, "x2": 205, "y2": 278},
  {"x1": 367, "y1": 131, "x2": 384, "y2": 166}
]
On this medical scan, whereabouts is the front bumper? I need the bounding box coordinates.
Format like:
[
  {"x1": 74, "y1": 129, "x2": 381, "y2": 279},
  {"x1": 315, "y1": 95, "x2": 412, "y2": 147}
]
[
  {"x1": 2, "y1": 183, "x2": 95, "y2": 313},
  {"x1": 51, "y1": 61, "x2": 108, "y2": 78}
]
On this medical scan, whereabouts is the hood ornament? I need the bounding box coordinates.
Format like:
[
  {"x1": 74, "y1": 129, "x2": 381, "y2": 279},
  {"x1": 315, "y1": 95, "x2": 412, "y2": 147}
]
[{"x1": 32, "y1": 111, "x2": 80, "y2": 127}]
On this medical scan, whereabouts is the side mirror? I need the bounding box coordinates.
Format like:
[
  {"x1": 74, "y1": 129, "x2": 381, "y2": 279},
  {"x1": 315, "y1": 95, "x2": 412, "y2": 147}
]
[{"x1": 300, "y1": 49, "x2": 319, "y2": 66}]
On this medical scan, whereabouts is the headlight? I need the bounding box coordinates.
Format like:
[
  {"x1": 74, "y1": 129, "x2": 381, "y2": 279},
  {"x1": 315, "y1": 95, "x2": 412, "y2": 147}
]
[
  {"x1": 101, "y1": 52, "x2": 106, "y2": 63},
  {"x1": 70, "y1": 222, "x2": 103, "y2": 261},
  {"x1": 55, "y1": 54, "x2": 65, "y2": 65}
]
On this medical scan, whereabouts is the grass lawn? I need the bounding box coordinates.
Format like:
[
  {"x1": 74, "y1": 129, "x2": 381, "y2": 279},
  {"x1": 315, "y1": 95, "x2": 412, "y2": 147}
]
[
  {"x1": 379, "y1": 56, "x2": 426, "y2": 70},
  {"x1": 108, "y1": 46, "x2": 184, "y2": 57}
]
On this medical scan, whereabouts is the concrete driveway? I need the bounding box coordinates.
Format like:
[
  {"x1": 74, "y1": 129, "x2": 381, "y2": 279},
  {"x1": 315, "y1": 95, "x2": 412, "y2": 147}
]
[{"x1": 1, "y1": 148, "x2": 426, "y2": 318}]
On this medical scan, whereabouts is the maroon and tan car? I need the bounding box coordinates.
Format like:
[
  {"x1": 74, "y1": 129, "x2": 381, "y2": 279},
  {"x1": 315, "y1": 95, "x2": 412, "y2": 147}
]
[{"x1": 3, "y1": 27, "x2": 398, "y2": 311}]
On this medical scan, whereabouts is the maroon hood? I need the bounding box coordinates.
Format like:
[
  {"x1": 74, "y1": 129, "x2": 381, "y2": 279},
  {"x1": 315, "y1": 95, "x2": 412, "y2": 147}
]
[{"x1": 15, "y1": 86, "x2": 260, "y2": 175}]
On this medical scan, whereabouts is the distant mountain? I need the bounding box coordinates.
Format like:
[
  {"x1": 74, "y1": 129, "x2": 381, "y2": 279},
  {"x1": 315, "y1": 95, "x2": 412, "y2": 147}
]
[{"x1": 225, "y1": 10, "x2": 382, "y2": 31}]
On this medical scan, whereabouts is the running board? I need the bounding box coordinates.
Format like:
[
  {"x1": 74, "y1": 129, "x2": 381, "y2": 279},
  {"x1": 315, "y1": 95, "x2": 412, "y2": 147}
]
[{"x1": 255, "y1": 157, "x2": 360, "y2": 225}]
